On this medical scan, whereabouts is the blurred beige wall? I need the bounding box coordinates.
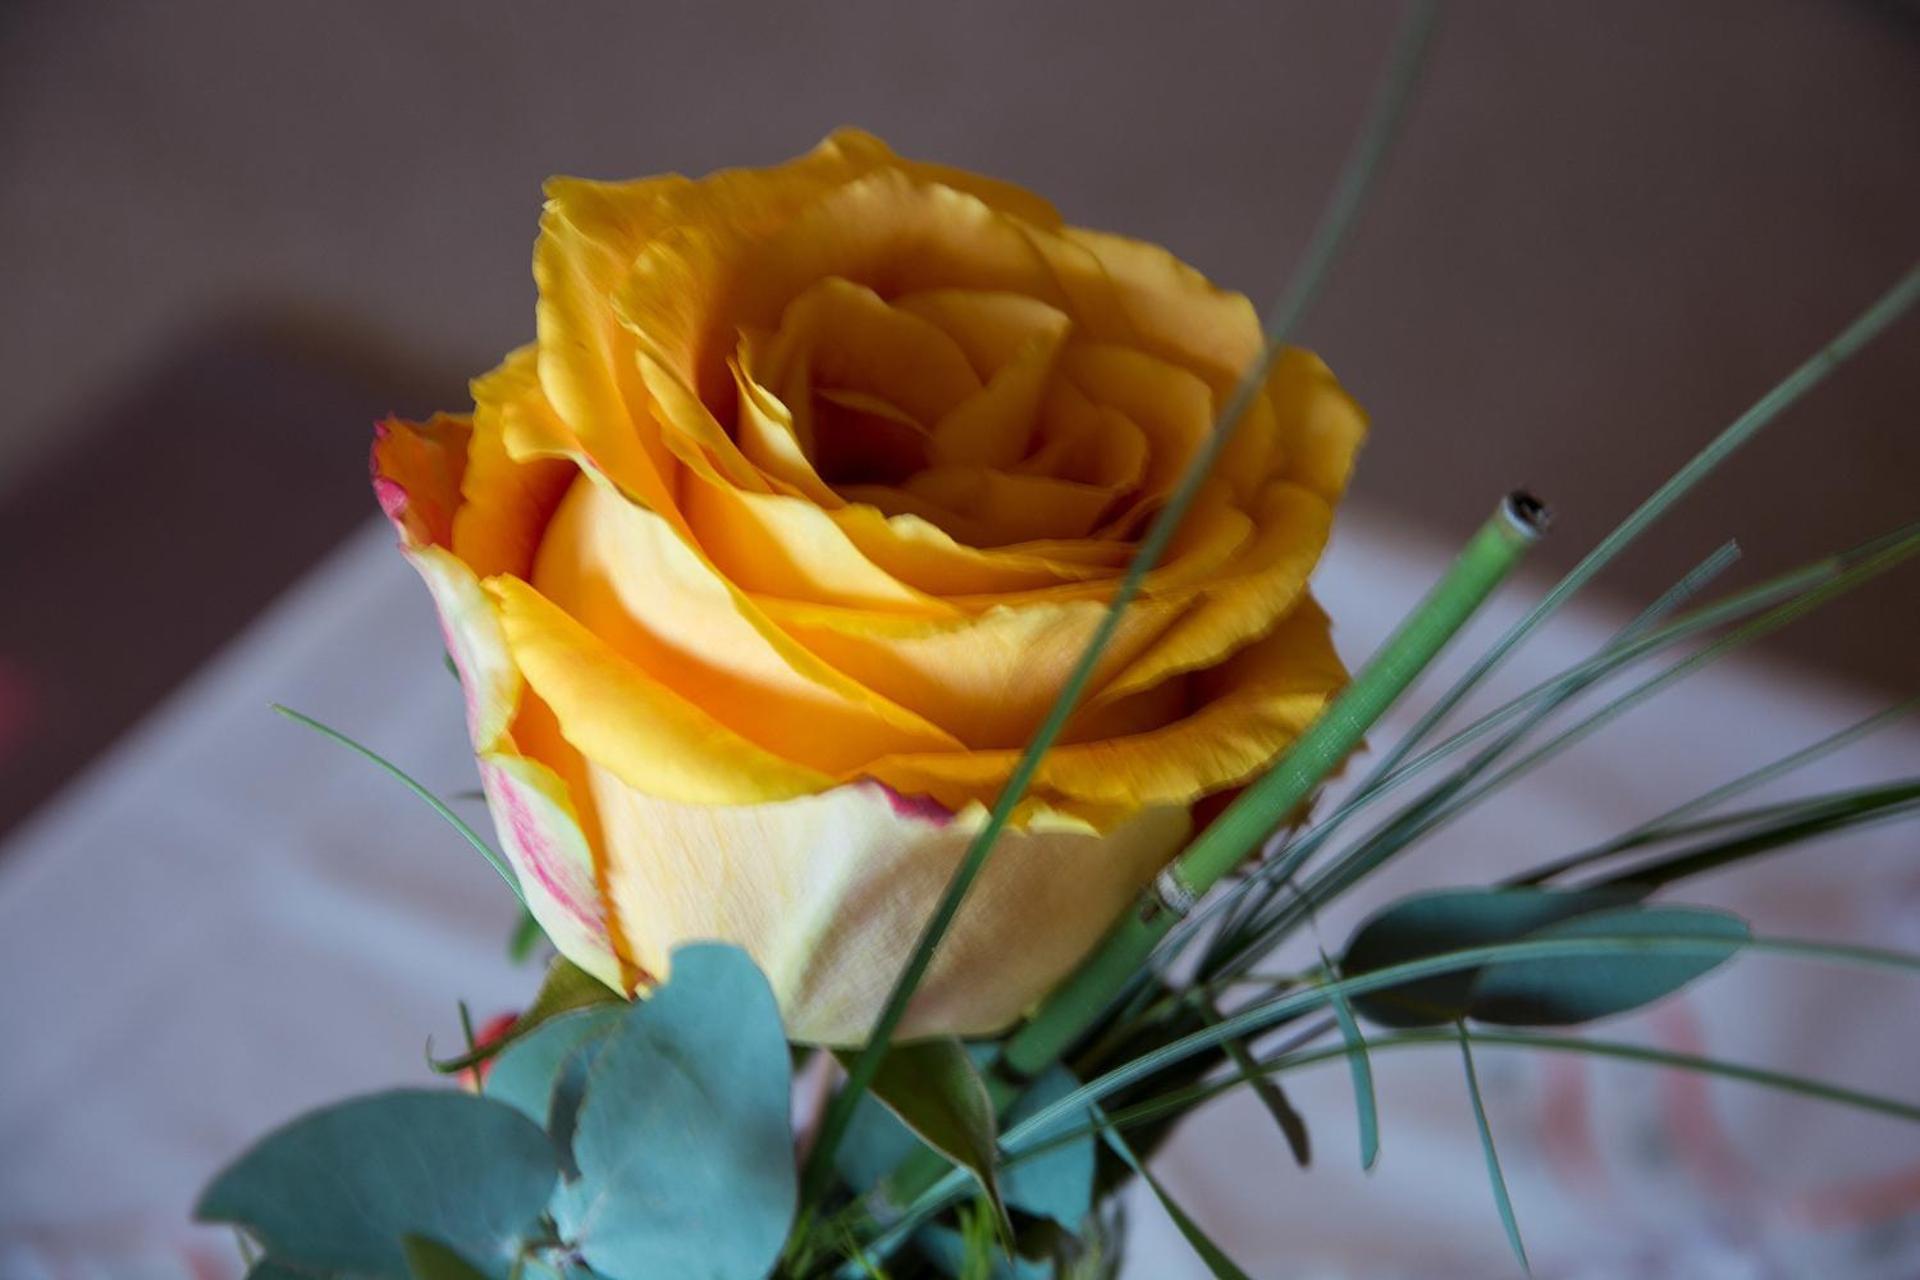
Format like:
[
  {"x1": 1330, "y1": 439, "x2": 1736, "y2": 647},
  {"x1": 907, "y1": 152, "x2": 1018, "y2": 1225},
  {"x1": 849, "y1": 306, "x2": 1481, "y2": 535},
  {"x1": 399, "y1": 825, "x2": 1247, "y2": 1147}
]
[{"x1": 2, "y1": 1, "x2": 1915, "y2": 687}]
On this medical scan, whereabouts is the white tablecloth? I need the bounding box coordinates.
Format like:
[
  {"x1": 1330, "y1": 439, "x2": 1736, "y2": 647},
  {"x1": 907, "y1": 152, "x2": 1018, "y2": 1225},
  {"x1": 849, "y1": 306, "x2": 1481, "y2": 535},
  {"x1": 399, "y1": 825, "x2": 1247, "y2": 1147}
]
[{"x1": 4, "y1": 511, "x2": 1917, "y2": 1278}]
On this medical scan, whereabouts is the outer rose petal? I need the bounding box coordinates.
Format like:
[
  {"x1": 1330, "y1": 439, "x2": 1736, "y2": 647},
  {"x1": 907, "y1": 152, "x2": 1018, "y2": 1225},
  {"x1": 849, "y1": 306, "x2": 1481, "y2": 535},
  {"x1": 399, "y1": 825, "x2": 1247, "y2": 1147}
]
[
  {"x1": 372, "y1": 416, "x2": 624, "y2": 992},
  {"x1": 586, "y1": 772, "x2": 1192, "y2": 1045},
  {"x1": 861, "y1": 596, "x2": 1348, "y2": 819}
]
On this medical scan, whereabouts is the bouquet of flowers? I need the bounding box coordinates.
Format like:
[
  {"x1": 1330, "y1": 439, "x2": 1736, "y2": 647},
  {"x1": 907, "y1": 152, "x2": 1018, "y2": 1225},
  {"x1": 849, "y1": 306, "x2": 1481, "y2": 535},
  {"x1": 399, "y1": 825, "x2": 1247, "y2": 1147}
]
[{"x1": 196, "y1": 7, "x2": 1919, "y2": 1277}]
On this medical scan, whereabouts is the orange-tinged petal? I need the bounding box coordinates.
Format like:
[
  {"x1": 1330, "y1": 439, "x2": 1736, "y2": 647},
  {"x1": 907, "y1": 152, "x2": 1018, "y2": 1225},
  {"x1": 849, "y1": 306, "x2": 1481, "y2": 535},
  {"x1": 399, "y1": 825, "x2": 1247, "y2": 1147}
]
[
  {"x1": 926, "y1": 311, "x2": 1071, "y2": 470},
  {"x1": 894, "y1": 289, "x2": 1075, "y2": 379},
  {"x1": 457, "y1": 350, "x2": 577, "y2": 580},
  {"x1": 897, "y1": 465, "x2": 1114, "y2": 544},
  {"x1": 767, "y1": 592, "x2": 1188, "y2": 748},
  {"x1": 531, "y1": 475, "x2": 963, "y2": 770},
  {"x1": 730, "y1": 351, "x2": 843, "y2": 506},
  {"x1": 588, "y1": 772, "x2": 1190, "y2": 1044},
  {"x1": 488, "y1": 574, "x2": 834, "y2": 805},
  {"x1": 827, "y1": 502, "x2": 1131, "y2": 595},
  {"x1": 863, "y1": 595, "x2": 1348, "y2": 817},
  {"x1": 758, "y1": 277, "x2": 982, "y2": 427},
  {"x1": 371, "y1": 416, "x2": 623, "y2": 989},
  {"x1": 371, "y1": 413, "x2": 467, "y2": 551},
  {"x1": 722, "y1": 169, "x2": 1066, "y2": 353},
  {"x1": 1063, "y1": 226, "x2": 1264, "y2": 382},
  {"x1": 683, "y1": 477, "x2": 959, "y2": 617},
  {"x1": 1269, "y1": 347, "x2": 1369, "y2": 502},
  {"x1": 1093, "y1": 482, "x2": 1334, "y2": 705},
  {"x1": 1020, "y1": 380, "x2": 1149, "y2": 491},
  {"x1": 1061, "y1": 342, "x2": 1214, "y2": 512}
]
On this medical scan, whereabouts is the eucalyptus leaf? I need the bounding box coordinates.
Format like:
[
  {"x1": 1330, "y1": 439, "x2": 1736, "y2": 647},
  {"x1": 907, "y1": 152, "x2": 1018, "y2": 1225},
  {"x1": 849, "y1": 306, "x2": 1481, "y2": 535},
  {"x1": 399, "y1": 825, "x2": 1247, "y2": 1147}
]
[
  {"x1": 1000, "y1": 1068, "x2": 1096, "y2": 1230},
  {"x1": 438, "y1": 956, "x2": 621, "y2": 1074},
  {"x1": 403, "y1": 1236, "x2": 492, "y2": 1280},
  {"x1": 547, "y1": 1038, "x2": 599, "y2": 1181},
  {"x1": 554, "y1": 943, "x2": 796, "y2": 1280},
  {"x1": 1341, "y1": 888, "x2": 1634, "y2": 1027},
  {"x1": 484, "y1": 1006, "x2": 623, "y2": 1129},
  {"x1": 844, "y1": 1039, "x2": 1009, "y2": 1242},
  {"x1": 197, "y1": 1090, "x2": 558, "y2": 1280},
  {"x1": 1469, "y1": 905, "x2": 1748, "y2": 1025},
  {"x1": 835, "y1": 1091, "x2": 923, "y2": 1196}
]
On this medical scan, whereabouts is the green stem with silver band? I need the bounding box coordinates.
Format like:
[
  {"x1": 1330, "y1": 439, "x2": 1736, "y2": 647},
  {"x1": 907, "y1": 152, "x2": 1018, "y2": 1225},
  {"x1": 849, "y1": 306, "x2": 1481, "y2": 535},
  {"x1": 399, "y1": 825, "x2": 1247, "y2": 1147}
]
[{"x1": 1000, "y1": 491, "x2": 1549, "y2": 1078}]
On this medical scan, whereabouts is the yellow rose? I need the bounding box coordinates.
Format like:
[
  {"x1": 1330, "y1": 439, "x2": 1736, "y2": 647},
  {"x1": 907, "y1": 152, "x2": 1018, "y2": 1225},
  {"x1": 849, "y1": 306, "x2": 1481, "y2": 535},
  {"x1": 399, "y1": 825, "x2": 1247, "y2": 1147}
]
[{"x1": 371, "y1": 130, "x2": 1363, "y2": 1045}]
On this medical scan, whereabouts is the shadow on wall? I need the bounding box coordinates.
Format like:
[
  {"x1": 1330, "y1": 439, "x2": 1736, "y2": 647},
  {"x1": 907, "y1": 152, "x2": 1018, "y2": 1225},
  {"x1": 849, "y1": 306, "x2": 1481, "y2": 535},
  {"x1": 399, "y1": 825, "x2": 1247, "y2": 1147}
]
[{"x1": 0, "y1": 308, "x2": 460, "y2": 837}]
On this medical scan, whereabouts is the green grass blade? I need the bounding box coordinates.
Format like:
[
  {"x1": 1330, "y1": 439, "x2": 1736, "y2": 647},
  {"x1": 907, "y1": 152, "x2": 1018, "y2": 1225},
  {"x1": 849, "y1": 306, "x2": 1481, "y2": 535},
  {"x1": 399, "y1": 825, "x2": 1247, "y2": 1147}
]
[
  {"x1": 1514, "y1": 697, "x2": 1920, "y2": 886},
  {"x1": 1200, "y1": 998, "x2": 1312, "y2": 1167},
  {"x1": 1458, "y1": 1023, "x2": 1529, "y2": 1273},
  {"x1": 869, "y1": 1022, "x2": 1920, "y2": 1269},
  {"x1": 1456, "y1": 529, "x2": 1920, "y2": 808},
  {"x1": 271, "y1": 704, "x2": 522, "y2": 903},
  {"x1": 1000, "y1": 931, "x2": 1920, "y2": 1152},
  {"x1": 1193, "y1": 540, "x2": 1748, "y2": 976},
  {"x1": 1099, "y1": 1123, "x2": 1255, "y2": 1280},
  {"x1": 1382, "y1": 261, "x2": 1920, "y2": 763},
  {"x1": 1263, "y1": 525, "x2": 1920, "y2": 937},
  {"x1": 796, "y1": 0, "x2": 1444, "y2": 1206},
  {"x1": 1591, "y1": 781, "x2": 1920, "y2": 892},
  {"x1": 1320, "y1": 959, "x2": 1379, "y2": 1170},
  {"x1": 1358, "y1": 524, "x2": 1917, "y2": 811}
]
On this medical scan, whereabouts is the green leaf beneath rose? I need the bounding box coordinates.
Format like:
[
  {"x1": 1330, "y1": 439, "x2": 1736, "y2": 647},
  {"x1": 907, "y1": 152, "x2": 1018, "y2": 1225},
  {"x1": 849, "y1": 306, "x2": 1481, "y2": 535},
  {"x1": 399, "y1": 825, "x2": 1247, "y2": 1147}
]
[
  {"x1": 435, "y1": 955, "x2": 621, "y2": 1075},
  {"x1": 1340, "y1": 887, "x2": 1748, "y2": 1028},
  {"x1": 403, "y1": 1236, "x2": 493, "y2": 1280},
  {"x1": 196, "y1": 1090, "x2": 558, "y2": 1280},
  {"x1": 841, "y1": 1039, "x2": 1011, "y2": 1243},
  {"x1": 998, "y1": 1067, "x2": 1096, "y2": 1231},
  {"x1": 553, "y1": 943, "x2": 796, "y2": 1280},
  {"x1": 1470, "y1": 905, "x2": 1749, "y2": 1025}
]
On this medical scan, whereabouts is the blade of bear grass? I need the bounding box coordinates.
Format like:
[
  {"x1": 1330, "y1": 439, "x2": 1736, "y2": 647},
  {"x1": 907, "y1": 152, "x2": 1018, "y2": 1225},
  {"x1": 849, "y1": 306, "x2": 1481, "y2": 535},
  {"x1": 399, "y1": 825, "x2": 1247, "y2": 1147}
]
[
  {"x1": 1459, "y1": 1023, "x2": 1529, "y2": 1273},
  {"x1": 1356, "y1": 523, "x2": 1918, "y2": 813},
  {"x1": 1320, "y1": 959, "x2": 1380, "y2": 1170},
  {"x1": 1590, "y1": 781, "x2": 1920, "y2": 892},
  {"x1": 1200, "y1": 539, "x2": 1743, "y2": 973},
  {"x1": 860, "y1": 1021, "x2": 1920, "y2": 1270},
  {"x1": 1256, "y1": 525, "x2": 1920, "y2": 940},
  {"x1": 797, "y1": 0, "x2": 1444, "y2": 1207},
  {"x1": 272, "y1": 704, "x2": 522, "y2": 903},
  {"x1": 1201, "y1": 997, "x2": 1313, "y2": 1167},
  {"x1": 1377, "y1": 261, "x2": 1920, "y2": 768},
  {"x1": 1512, "y1": 697, "x2": 1920, "y2": 886},
  {"x1": 1102, "y1": 1122, "x2": 1257, "y2": 1280},
  {"x1": 1516, "y1": 781, "x2": 1920, "y2": 885},
  {"x1": 1437, "y1": 530, "x2": 1920, "y2": 823},
  {"x1": 1231, "y1": 522, "x2": 1912, "y2": 953},
  {"x1": 1093, "y1": 1028, "x2": 1920, "y2": 1151},
  {"x1": 998, "y1": 931, "x2": 1920, "y2": 1158}
]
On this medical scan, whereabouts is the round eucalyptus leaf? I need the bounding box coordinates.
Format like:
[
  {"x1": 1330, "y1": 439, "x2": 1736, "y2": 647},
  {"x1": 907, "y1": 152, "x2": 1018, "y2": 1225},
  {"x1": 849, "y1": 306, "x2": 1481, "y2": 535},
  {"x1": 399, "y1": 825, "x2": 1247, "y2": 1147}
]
[
  {"x1": 1000, "y1": 1067, "x2": 1095, "y2": 1230},
  {"x1": 1341, "y1": 887, "x2": 1633, "y2": 1027},
  {"x1": 555, "y1": 943, "x2": 796, "y2": 1280},
  {"x1": 485, "y1": 1005, "x2": 624, "y2": 1127},
  {"x1": 1469, "y1": 904, "x2": 1750, "y2": 1025},
  {"x1": 197, "y1": 1090, "x2": 558, "y2": 1279}
]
